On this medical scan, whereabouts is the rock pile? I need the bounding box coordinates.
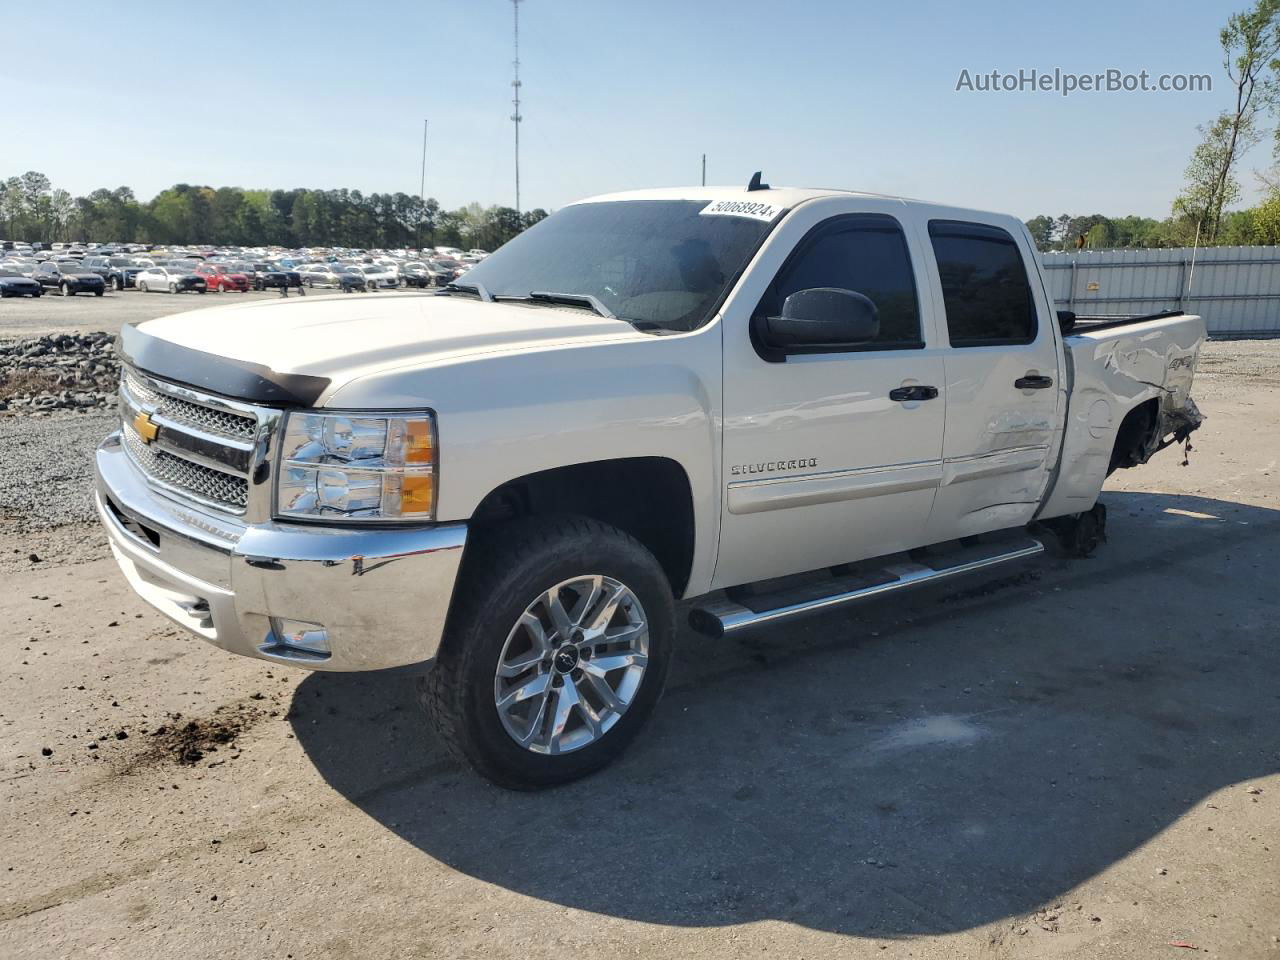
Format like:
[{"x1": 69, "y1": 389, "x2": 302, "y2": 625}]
[{"x1": 0, "y1": 332, "x2": 119, "y2": 414}]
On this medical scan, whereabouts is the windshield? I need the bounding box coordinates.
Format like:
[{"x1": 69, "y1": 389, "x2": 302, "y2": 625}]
[{"x1": 458, "y1": 200, "x2": 777, "y2": 332}]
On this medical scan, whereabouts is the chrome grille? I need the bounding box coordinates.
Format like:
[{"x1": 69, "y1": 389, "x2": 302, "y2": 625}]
[
  {"x1": 123, "y1": 369, "x2": 257, "y2": 441},
  {"x1": 122, "y1": 369, "x2": 160, "y2": 406},
  {"x1": 160, "y1": 394, "x2": 257, "y2": 440},
  {"x1": 123, "y1": 427, "x2": 249, "y2": 509},
  {"x1": 119, "y1": 365, "x2": 273, "y2": 515}
]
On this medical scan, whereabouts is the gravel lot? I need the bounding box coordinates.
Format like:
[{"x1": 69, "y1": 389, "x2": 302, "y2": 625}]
[{"x1": 0, "y1": 303, "x2": 1277, "y2": 959}]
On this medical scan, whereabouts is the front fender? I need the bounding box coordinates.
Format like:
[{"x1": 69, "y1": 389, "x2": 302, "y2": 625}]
[{"x1": 325, "y1": 329, "x2": 725, "y2": 596}]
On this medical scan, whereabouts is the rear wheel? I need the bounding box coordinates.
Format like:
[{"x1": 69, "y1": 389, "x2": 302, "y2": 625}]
[
  {"x1": 168, "y1": 282, "x2": 178, "y2": 294},
  {"x1": 420, "y1": 515, "x2": 674, "y2": 790},
  {"x1": 110, "y1": 276, "x2": 122, "y2": 291},
  {"x1": 138, "y1": 280, "x2": 148, "y2": 293},
  {"x1": 60, "y1": 283, "x2": 72, "y2": 297},
  {"x1": 94, "y1": 288, "x2": 104, "y2": 297}
]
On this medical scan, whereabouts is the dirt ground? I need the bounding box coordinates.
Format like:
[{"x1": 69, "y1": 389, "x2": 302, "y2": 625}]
[{"x1": 0, "y1": 324, "x2": 1278, "y2": 959}]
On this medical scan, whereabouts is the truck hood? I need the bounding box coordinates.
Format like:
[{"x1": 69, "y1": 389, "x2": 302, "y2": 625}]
[{"x1": 133, "y1": 292, "x2": 647, "y2": 400}]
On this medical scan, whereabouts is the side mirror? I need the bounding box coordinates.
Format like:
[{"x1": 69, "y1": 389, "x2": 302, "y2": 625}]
[
  {"x1": 1057, "y1": 310, "x2": 1076, "y2": 335},
  {"x1": 762, "y1": 287, "x2": 880, "y2": 350}
]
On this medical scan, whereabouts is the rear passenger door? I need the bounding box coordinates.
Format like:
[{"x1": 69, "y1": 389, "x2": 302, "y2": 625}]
[{"x1": 919, "y1": 217, "x2": 1062, "y2": 542}]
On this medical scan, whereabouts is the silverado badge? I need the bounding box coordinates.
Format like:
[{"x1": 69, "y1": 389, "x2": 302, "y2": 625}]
[{"x1": 132, "y1": 411, "x2": 160, "y2": 444}]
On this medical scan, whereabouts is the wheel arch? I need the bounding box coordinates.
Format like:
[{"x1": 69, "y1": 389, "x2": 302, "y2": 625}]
[
  {"x1": 1107, "y1": 395, "x2": 1162, "y2": 474},
  {"x1": 468, "y1": 457, "x2": 696, "y2": 597}
]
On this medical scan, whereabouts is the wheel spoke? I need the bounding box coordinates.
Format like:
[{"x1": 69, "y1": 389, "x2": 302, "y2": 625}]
[
  {"x1": 584, "y1": 581, "x2": 626, "y2": 634},
  {"x1": 542, "y1": 588, "x2": 574, "y2": 639},
  {"x1": 497, "y1": 613, "x2": 551, "y2": 676},
  {"x1": 579, "y1": 668, "x2": 625, "y2": 714},
  {"x1": 577, "y1": 688, "x2": 604, "y2": 737},
  {"x1": 496, "y1": 671, "x2": 551, "y2": 710},
  {"x1": 583, "y1": 651, "x2": 647, "y2": 676},
  {"x1": 569, "y1": 575, "x2": 604, "y2": 627},
  {"x1": 601, "y1": 622, "x2": 647, "y2": 647},
  {"x1": 548, "y1": 681, "x2": 580, "y2": 754},
  {"x1": 517, "y1": 688, "x2": 552, "y2": 748}
]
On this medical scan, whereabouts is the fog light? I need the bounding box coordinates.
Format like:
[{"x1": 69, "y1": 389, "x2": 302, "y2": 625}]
[{"x1": 270, "y1": 617, "x2": 330, "y2": 655}]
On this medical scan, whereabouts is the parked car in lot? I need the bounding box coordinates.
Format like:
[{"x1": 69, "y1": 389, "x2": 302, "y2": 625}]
[
  {"x1": 335, "y1": 265, "x2": 371, "y2": 292},
  {"x1": 429, "y1": 258, "x2": 467, "y2": 283},
  {"x1": 398, "y1": 261, "x2": 434, "y2": 288},
  {"x1": 0, "y1": 265, "x2": 43, "y2": 297},
  {"x1": 95, "y1": 182, "x2": 1206, "y2": 789},
  {"x1": 35, "y1": 261, "x2": 106, "y2": 296},
  {"x1": 296, "y1": 264, "x2": 341, "y2": 288},
  {"x1": 358, "y1": 263, "x2": 399, "y2": 289},
  {"x1": 135, "y1": 265, "x2": 207, "y2": 294},
  {"x1": 248, "y1": 263, "x2": 302, "y2": 291},
  {"x1": 195, "y1": 263, "x2": 250, "y2": 292}
]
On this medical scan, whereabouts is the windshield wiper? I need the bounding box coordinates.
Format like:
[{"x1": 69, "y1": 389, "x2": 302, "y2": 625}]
[
  {"x1": 524, "y1": 290, "x2": 616, "y2": 320},
  {"x1": 443, "y1": 280, "x2": 493, "y2": 302}
]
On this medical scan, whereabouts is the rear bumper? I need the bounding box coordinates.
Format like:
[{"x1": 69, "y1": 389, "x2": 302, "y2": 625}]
[{"x1": 94, "y1": 431, "x2": 467, "y2": 672}]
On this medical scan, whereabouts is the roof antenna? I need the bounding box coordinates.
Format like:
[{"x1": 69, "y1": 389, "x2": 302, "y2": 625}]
[{"x1": 746, "y1": 171, "x2": 769, "y2": 192}]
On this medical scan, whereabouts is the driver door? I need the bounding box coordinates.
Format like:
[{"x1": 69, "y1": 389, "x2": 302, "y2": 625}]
[{"x1": 714, "y1": 198, "x2": 948, "y2": 589}]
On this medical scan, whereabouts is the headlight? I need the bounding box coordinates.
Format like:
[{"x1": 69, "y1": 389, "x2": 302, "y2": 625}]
[{"x1": 275, "y1": 411, "x2": 436, "y2": 522}]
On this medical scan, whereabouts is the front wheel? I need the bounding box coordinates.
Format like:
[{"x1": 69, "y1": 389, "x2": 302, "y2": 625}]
[
  {"x1": 110, "y1": 276, "x2": 122, "y2": 291},
  {"x1": 61, "y1": 283, "x2": 72, "y2": 297},
  {"x1": 168, "y1": 282, "x2": 178, "y2": 294},
  {"x1": 420, "y1": 516, "x2": 674, "y2": 789},
  {"x1": 138, "y1": 280, "x2": 148, "y2": 293}
]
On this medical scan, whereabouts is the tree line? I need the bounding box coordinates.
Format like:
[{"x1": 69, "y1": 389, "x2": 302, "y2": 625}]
[{"x1": 0, "y1": 172, "x2": 548, "y2": 251}]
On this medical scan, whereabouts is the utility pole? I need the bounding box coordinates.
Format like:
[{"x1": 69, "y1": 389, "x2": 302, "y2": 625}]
[
  {"x1": 511, "y1": 0, "x2": 523, "y2": 215},
  {"x1": 418, "y1": 118, "x2": 428, "y2": 251},
  {"x1": 701, "y1": 153, "x2": 706, "y2": 186}
]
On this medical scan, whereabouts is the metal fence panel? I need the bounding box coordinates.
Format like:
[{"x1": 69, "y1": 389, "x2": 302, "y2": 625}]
[{"x1": 1038, "y1": 246, "x2": 1280, "y2": 338}]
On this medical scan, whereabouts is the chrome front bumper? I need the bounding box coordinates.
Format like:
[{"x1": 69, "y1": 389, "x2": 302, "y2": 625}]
[{"x1": 95, "y1": 431, "x2": 467, "y2": 672}]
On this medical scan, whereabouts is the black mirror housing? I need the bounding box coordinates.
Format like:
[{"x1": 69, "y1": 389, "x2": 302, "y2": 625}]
[{"x1": 762, "y1": 287, "x2": 880, "y2": 353}]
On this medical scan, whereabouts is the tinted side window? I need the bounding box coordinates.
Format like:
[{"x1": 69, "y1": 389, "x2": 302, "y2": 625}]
[
  {"x1": 928, "y1": 220, "x2": 1036, "y2": 346},
  {"x1": 758, "y1": 214, "x2": 922, "y2": 349}
]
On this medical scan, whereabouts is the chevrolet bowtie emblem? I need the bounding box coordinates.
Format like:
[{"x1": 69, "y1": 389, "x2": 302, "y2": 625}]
[{"x1": 132, "y1": 411, "x2": 160, "y2": 444}]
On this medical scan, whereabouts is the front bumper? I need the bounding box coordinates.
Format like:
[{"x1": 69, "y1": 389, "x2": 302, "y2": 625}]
[{"x1": 94, "y1": 431, "x2": 467, "y2": 672}]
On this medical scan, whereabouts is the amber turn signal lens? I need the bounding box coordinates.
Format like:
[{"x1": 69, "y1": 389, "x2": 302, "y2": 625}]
[
  {"x1": 404, "y1": 420, "x2": 434, "y2": 464},
  {"x1": 400, "y1": 474, "x2": 434, "y2": 514}
]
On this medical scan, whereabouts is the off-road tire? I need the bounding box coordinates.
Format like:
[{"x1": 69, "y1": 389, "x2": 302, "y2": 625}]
[{"x1": 419, "y1": 515, "x2": 675, "y2": 790}]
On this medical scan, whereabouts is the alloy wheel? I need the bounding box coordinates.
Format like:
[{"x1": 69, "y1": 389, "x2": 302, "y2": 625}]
[{"x1": 493, "y1": 574, "x2": 649, "y2": 755}]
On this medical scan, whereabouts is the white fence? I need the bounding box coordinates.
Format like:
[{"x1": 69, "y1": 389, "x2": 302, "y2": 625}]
[{"x1": 1039, "y1": 246, "x2": 1280, "y2": 338}]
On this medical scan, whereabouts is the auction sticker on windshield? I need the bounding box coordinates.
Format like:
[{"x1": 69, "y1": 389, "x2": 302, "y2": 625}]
[{"x1": 699, "y1": 199, "x2": 784, "y2": 221}]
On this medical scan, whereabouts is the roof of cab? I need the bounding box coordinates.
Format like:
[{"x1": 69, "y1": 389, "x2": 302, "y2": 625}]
[{"x1": 572, "y1": 184, "x2": 1016, "y2": 224}]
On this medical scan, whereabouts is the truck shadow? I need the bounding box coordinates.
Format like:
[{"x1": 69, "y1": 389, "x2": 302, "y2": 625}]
[{"x1": 290, "y1": 490, "x2": 1280, "y2": 937}]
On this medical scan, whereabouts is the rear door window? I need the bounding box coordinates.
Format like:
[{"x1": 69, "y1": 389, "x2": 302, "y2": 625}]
[{"x1": 928, "y1": 220, "x2": 1037, "y2": 346}]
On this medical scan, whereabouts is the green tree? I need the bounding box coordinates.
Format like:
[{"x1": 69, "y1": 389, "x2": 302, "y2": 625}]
[{"x1": 1176, "y1": 0, "x2": 1280, "y2": 240}]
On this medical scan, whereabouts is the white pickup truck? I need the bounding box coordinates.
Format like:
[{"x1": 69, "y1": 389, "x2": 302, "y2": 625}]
[{"x1": 96, "y1": 179, "x2": 1204, "y2": 788}]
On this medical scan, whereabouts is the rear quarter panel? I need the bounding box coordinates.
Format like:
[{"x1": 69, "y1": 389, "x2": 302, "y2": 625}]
[{"x1": 1038, "y1": 314, "x2": 1206, "y2": 519}]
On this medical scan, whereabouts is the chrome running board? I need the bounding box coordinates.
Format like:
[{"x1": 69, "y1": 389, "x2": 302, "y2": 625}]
[{"x1": 689, "y1": 536, "x2": 1044, "y2": 639}]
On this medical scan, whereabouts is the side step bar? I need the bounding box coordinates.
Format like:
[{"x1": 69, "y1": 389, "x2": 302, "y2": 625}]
[{"x1": 688, "y1": 536, "x2": 1044, "y2": 639}]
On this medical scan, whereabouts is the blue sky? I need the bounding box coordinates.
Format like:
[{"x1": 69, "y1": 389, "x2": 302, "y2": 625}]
[{"x1": 0, "y1": 0, "x2": 1254, "y2": 219}]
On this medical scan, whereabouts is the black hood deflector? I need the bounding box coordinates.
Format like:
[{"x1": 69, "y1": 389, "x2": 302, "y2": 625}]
[{"x1": 118, "y1": 322, "x2": 331, "y2": 407}]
